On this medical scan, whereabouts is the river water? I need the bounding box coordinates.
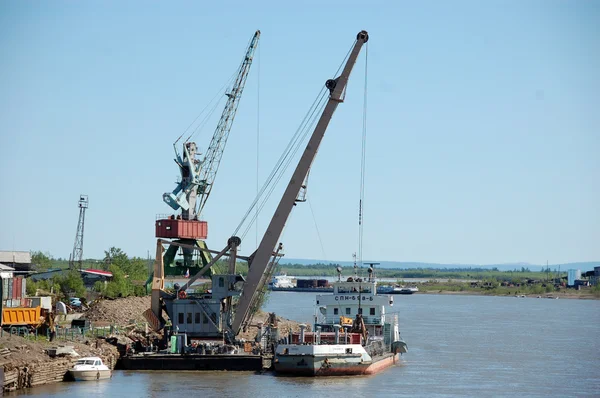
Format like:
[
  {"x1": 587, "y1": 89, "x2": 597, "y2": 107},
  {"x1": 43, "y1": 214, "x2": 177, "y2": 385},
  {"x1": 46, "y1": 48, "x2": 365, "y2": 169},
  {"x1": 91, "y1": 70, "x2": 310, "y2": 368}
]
[{"x1": 10, "y1": 293, "x2": 600, "y2": 397}]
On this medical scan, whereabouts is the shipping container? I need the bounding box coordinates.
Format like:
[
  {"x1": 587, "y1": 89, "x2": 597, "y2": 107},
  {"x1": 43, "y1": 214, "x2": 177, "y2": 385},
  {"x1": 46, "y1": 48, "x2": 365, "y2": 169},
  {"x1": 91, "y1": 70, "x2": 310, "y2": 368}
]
[
  {"x1": 13, "y1": 277, "x2": 22, "y2": 300},
  {"x1": 2, "y1": 278, "x2": 8, "y2": 300},
  {"x1": 155, "y1": 218, "x2": 208, "y2": 239},
  {"x1": 21, "y1": 278, "x2": 26, "y2": 298},
  {"x1": 7, "y1": 278, "x2": 13, "y2": 301}
]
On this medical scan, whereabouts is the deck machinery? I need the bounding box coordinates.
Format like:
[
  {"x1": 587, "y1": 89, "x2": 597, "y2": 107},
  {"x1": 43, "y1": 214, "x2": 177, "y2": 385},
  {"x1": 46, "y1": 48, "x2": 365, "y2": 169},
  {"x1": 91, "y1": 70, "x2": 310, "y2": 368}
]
[{"x1": 148, "y1": 31, "x2": 369, "y2": 344}]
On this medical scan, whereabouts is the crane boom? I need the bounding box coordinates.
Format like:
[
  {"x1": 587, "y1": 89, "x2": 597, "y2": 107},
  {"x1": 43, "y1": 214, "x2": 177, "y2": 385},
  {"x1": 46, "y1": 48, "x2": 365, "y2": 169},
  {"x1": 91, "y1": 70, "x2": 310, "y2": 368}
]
[
  {"x1": 196, "y1": 30, "x2": 261, "y2": 216},
  {"x1": 163, "y1": 30, "x2": 261, "y2": 218},
  {"x1": 231, "y1": 30, "x2": 369, "y2": 335}
]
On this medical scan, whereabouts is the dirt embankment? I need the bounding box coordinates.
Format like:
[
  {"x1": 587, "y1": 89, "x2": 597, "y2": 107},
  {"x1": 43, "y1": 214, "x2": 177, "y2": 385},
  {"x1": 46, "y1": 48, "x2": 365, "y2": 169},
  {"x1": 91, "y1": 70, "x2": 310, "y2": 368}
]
[
  {"x1": 83, "y1": 296, "x2": 303, "y2": 338},
  {"x1": 0, "y1": 335, "x2": 119, "y2": 392},
  {"x1": 84, "y1": 296, "x2": 152, "y2": 326}
]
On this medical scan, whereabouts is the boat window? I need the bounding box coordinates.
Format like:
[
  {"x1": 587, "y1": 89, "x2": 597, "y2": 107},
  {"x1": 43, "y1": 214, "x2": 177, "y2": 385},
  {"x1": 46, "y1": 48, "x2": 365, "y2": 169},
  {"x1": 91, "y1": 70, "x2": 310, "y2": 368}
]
[
  {"x1": 178, "y1": 313, "x2": 184, "y2": 324},
  {"x1": 370, "y1": 307, "x2": 375, "y2": 315},
  {"x1": 346, "y1": 348, "x2": 352, "y2": 354},
  {"x1": 78, "y1": 360, "x2": 95, "y2": 365},
  {"x1": 358, "y1": 308, "x2": 363, "y2": 315},
  {"x1": 345, "y1": 308, "x2": 351, "y2": 315},
  {"x1": 195, "y1": 313, "x2": 201, "y2": 324},
  {"x1": 187, "y1": 313, "x2": 193, "y2": 324},
  {"x1": 360, "y1": 287, "x2": 371, "y2": 293},
  {"x1": 94, "y1": 361, "x2": 100, "y2": 366},
  {"x1": 333, "y1": 308, "x2": 338, "y2": 315}
]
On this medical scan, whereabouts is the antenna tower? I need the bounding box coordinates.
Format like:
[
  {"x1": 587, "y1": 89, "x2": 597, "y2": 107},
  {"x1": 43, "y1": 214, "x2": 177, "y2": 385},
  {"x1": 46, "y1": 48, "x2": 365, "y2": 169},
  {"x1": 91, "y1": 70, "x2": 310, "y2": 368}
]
[{"x1": 70, "y1": 195, "x2": 89, "y2": 271}]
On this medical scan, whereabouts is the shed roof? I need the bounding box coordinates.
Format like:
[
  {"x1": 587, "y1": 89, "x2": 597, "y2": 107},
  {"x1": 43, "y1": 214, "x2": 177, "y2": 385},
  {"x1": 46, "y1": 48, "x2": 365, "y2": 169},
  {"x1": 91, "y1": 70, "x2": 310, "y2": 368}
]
[
  {"x1": 0, "y1": 251, "x2": 32, "y2": 264},
  {"x1": 0, "y1": 263, "x2": 16, "y2": 271}
]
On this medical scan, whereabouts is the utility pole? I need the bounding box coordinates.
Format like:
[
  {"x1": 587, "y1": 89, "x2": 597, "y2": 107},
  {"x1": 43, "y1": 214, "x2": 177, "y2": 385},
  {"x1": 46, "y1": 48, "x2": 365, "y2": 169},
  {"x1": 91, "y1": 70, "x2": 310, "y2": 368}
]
[{"x1": 69, "y1": 195, "x2": 89, "y2": 271}]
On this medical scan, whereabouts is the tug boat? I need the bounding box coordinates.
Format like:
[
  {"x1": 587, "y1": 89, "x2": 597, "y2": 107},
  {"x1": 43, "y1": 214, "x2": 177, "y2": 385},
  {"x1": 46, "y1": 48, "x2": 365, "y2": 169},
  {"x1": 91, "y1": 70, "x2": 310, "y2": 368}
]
[
  {"x1": 69, "y1": 357, "x2": 111, "y2": 381},
  {"x1": 274, "y1": 265, "x2": 408, "y2": 376}
]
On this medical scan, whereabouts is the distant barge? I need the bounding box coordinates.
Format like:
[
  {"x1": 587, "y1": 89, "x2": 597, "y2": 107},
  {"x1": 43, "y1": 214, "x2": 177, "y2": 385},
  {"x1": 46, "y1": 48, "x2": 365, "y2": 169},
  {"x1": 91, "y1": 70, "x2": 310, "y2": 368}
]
[{"x1": 269, "y1": 275, "x2": 418, "y2": 294}]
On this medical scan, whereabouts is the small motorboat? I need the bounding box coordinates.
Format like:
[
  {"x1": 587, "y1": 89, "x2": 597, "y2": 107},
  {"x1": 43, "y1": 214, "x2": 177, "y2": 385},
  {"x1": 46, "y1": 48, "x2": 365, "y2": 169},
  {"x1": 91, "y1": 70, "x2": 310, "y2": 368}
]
[{"x1": 69, "y1": 357, "x2": 111, "y2": 381}]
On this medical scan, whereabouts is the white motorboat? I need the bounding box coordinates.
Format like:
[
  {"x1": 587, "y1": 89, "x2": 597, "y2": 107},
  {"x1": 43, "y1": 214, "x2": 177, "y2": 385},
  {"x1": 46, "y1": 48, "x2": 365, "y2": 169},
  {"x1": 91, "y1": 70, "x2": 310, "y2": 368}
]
[{"x1": 69, "y1": 357, "x2": 111, "y2": 381}]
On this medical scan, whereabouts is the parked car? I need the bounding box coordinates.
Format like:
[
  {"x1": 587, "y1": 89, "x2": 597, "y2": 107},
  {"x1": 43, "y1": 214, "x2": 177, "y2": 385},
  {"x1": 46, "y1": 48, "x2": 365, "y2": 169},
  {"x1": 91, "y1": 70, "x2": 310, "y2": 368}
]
[{"x1": 69, "y1": 298, "x2": 82, "y2": 307}]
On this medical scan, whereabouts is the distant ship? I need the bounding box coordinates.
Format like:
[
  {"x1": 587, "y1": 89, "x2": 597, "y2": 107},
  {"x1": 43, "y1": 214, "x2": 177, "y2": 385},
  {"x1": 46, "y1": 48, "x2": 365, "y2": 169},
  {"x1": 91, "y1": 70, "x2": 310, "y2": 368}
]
[
  {"x1": 378, "y1": 285, "x2": 419, "y2": 295},
  {"x1": 269, "y1": 274, "x2": 295, "y2": 289},
  {"x1": 274, "y1": 266, "x2": 408, "y2": 376}
]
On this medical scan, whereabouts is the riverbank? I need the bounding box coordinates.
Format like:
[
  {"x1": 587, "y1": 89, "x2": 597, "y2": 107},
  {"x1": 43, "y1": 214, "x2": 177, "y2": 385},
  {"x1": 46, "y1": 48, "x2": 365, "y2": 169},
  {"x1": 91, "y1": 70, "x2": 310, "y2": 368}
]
[
  {"x1": 1, "y1": 296, "x2": 303, "y2": 393},
  {"x1": 0, "y1": 334, "x2": 119, "y2": 392},
  {"x1": 417, "y1": 288, "x2": 599, "y2": 300}
]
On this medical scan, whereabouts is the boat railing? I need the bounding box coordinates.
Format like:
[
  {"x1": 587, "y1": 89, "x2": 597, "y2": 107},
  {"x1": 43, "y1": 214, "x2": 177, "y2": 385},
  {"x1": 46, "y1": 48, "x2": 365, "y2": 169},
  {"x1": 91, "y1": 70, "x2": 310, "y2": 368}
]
[{"x1": 322, "y1": 315, "x2": 382, "y2": 324}]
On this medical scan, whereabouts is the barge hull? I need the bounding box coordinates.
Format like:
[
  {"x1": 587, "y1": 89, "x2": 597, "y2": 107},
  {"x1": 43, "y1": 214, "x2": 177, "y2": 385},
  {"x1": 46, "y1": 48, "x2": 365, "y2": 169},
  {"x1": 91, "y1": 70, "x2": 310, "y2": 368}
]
[
  {"x1": 120, "y1": 354, "x2": 263, "y2": 371},
  {"x1": 275, "y1": 353, "x2": 399, "y2": 376}
]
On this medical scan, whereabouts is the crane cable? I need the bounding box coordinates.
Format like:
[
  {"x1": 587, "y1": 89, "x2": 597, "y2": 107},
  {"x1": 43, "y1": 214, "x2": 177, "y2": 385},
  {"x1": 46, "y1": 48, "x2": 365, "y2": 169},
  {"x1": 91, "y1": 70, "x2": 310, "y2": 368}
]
[
  {"x1": 237, "y1": 92, "x2": 328, "y2": 240},
  {"x1": 358, "y1": 42, "x2": 368, "y2": 268},
  {"x1": 184, "y1": 33, "x2": 258, "y2": 144},
  {"x1": 175, "y1": 70, "x2": 237, "y2": 146},
  {"x1": 232, "y1": 39, "x2": 357, "y2": 240},
  {"x1": 256, "y1": 39, "x2": 261, "y2": 247}
]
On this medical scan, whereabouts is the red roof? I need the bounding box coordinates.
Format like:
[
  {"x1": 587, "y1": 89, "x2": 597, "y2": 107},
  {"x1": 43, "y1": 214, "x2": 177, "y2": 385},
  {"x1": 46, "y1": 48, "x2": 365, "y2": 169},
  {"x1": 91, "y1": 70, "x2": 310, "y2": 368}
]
[{"x1": 81, "y1": 269, "x2": 113, "y2": 277}]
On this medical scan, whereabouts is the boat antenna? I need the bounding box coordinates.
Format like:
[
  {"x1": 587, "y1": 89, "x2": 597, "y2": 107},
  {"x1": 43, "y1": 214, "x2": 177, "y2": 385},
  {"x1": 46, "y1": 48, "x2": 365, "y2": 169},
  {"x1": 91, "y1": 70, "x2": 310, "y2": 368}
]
[{"x1": 353, "y1": 252, "x2": 358, "y2": 279}]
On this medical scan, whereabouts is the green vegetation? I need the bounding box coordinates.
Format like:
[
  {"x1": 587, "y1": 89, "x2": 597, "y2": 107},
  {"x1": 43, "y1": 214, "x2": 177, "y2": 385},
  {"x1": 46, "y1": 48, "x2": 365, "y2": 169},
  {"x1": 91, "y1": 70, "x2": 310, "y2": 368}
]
[
  {"x1": 31, "y1": 251, "x2": 53, "y2": 271},
  {"x1": 276, "y1": 262, "x2": 563, "y2": 282},
  {"x1": 93, "y1": 247, "x2": 148, "y2": 298},
  {"x1": 28, "y1": 247, "x2": 150, "y2": 299},
  {"x1": 416, "y1": 280, "x2": 558, "y2": 296},
  {"x1": 26, "y1": 269, "x2": 86, "y2": 299}
]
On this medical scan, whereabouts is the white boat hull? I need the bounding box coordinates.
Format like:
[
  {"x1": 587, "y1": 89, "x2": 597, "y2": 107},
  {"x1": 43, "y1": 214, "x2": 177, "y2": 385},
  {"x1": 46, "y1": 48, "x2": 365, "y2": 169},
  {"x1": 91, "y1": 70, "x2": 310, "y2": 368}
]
[{"x1": 69, "y1": 369, "x2": 112, "y2": 381}]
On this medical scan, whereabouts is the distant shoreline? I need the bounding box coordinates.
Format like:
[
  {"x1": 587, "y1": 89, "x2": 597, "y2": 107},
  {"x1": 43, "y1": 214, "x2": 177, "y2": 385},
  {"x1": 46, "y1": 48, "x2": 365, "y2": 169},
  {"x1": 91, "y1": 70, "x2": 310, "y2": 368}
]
[{"x1": 418, "y1": 290, "x2": 599, "y2": 300}]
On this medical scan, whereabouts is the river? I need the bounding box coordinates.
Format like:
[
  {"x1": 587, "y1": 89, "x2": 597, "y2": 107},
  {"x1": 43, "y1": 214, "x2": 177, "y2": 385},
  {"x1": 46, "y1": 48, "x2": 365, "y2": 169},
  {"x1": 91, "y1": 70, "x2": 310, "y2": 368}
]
[{"x1": 10, "y1": 292, "x2": 600, "y2": 397}]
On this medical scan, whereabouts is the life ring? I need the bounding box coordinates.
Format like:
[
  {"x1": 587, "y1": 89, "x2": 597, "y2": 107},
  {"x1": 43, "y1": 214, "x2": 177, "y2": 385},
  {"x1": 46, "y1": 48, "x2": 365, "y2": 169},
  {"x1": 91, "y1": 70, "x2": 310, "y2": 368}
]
[{"x1": 178, "y1": 290, "x2": 187, "y2": 299}]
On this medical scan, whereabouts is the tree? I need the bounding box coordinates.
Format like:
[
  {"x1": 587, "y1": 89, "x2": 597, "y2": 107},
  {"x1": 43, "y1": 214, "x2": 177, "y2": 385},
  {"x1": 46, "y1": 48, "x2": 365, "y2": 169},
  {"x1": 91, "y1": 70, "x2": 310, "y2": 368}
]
[
  {"x1": 103, "y1": 247, "x2": 128, "y2": 270},
  {"x1": 103, "y1": 265, "x2": 133, "y2": 298},
  {"x1": 31, "y1": 251, "x2": 53, "y2": 271},
  {"x1": 54, "y1": 270, "x2": 86, "y2": 298}
]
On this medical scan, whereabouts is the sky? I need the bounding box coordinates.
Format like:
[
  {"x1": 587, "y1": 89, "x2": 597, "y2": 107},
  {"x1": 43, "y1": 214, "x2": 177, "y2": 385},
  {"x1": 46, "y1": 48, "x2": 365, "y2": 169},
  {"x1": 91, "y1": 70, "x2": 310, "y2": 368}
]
[{"x1": 0, "y1": 1, "x2": 598, "y2": 265}]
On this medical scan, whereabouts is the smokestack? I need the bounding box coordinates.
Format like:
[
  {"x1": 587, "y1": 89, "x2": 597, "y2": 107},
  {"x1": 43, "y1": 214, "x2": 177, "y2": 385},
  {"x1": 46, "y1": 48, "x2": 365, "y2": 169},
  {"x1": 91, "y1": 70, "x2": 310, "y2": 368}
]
[
  {"x1": 316, "y1": 326, "x2": 321, "y2": 345},
  {"x1": 334, "y1": 324, "x2": 341, "y2": 344},
  {"x1": 299, "y1": 323, "x2": 307, "y2": 344}
]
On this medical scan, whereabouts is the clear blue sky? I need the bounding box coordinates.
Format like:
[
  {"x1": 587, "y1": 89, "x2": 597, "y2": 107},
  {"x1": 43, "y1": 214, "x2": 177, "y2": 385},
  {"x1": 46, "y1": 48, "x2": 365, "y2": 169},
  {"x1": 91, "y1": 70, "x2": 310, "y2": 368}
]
[{"x1": 1, "y1": 1, "x2": 598, "y2": 265}]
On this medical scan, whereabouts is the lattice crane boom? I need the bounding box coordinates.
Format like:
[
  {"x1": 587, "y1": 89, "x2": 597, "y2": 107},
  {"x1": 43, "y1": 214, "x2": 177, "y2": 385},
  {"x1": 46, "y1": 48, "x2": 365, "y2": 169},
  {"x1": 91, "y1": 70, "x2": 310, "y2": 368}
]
[
  {"x1": 197, "y1": 30, "x2": 260, "y2": 215},
  {"x1": 163, "y1": 30, "x2": 261, "y2": 219}
]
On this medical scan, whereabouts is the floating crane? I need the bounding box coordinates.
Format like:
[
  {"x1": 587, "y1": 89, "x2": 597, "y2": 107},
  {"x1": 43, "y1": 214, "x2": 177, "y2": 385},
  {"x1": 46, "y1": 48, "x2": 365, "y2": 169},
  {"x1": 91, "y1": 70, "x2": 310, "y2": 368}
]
[
  {"x1": 148, "y1": 31, "x2": 369, "y2": 343},
  {"x1": 155, "y1": 31, "x2": 260, "y2": 273}
]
